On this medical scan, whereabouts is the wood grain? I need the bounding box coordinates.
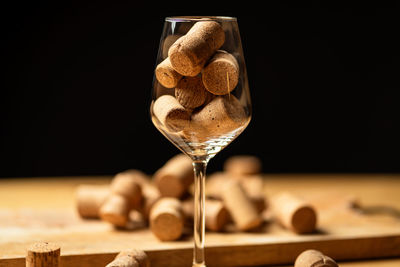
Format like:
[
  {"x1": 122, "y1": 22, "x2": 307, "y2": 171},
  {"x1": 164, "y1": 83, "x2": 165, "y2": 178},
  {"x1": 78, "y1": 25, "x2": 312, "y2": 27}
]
[{"x1": 0, "y1": 174, "x2": 399, "y2": 267}]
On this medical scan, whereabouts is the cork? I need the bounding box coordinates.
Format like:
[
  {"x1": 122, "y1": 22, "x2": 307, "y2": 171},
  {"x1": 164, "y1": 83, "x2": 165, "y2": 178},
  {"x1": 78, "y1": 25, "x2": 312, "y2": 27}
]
[
  {"x1": 154, "y1": 153, "x2": 194, "y2": 198},
  {"x1": 141, "y1": 182, "x2": 161, "y2": 220},
  {"x1": 212, "y1": 173, "x2": 267, "y2": 213},
  {"x1": 117, "y1": 169, "x2": 152, "y2": 186},
  {"x1": 26, "y1": 242, "x2": 60, "y2": 267},
  {"x1": 149, "y1": 197, "x2": 185, "y2": 241},
  {"x1": 221, "y1": 180, "x2": 262, "y2": 231},
  {"x1": 162, "y1": 34, "x2": 182, "y2": 59},
  {"x1": 270, "y1": 192, "x2": 317, "y2": 234},
  {"x1": 122, "y1": 210, "x2": 147, "y2": 230},
  {"x1": 223, "y1": 175, "x2": 267, "y2": 214},
  {"x1": 169, "y1": 21, "x2": 225, "y2": 76},
  {"x1": 106, "y1": 249, "x2": 150, "y2": 267},
  {"x1": 238, "y1": 175, "x2": 265, "y2": 195},
  {"x1": 99, "y1": 194, "x2": 130, "y2": 227},
  {"x1": 206, "y1": 173, "x2": 267, "y2": 213},
  {"x1": 205, "y1": 172, "x2": 230, "y2": 199},
  {"x1": 175, "y1": 75, "x2": 208, "y2": 109},
  {"x1": 117, "y1": 250, "x2": 150, "y2": 267},
  {"x1": 105, "y1": 256, "x2": 138, "y2": 267},
  {"x1": 75, "y1": 184, "x2": 110, "y2": 219},
  {"x1": 224, "y1": 155, "x2": 262, "y2": 176},
  {"x1": 153, "y1": 95, "x2": 190, "y2": 133},
  {"x1": 239, "y1": 175, "x2": 267, "y2": 212},
  {"x1": 111, "y1": 172, "x2": 143, "y2": 210},
  {"x1": 182, "y1": 198, "x2": 230, "y2": 231},
  {"x1": 113, "y1": 170, "x2": 159, "y2": 219},
  {"x1": 202, "y1": 50, "x2": 239, "y2": 95},
  {"x1": 155, "y1": 57, "x2": 182, "y2": 88},
  {"x1": 295, "y1": 249, "x2": 338, "y2": 267},
  {"x1": 190, "y1": 95, "x2": 247, "y2": 138}
]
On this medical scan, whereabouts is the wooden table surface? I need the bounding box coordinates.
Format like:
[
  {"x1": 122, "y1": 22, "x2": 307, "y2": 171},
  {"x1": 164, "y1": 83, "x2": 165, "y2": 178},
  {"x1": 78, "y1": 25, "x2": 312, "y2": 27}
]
[{"x1": 0, "y1": 174, "x2": 399, "y2": 266}]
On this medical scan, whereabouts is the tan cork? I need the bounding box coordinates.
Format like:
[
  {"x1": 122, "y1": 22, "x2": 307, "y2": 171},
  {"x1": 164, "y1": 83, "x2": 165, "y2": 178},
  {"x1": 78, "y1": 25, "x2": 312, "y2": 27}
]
[
  {"x1": 202, "y1": 50, "x2": 239, "y2": 95},
  {"x1": 75, "y1": 184, "x2": 110, "y2": 219},
  {"x1": 206, "y1": 172, "x2": 267, "y2": 214},
  {"x1": 222, "y1": 180, "x2": 262, "y2": 231},
  {"x1": 162, "y1": 34, "x2": 182, "y2": 59},
  {"x1": 110, "y1": 172, "x2": 143, "y2": 210},
  {"x1": 169, "y1": 21, "x2": 225, "y2": 76},
  {"x1": 154, "y1": 153, "x2": 194, "y2": 198},
  {"x1": 116, "y1": 169, "x2": 151, "y2": 186},
  {"x1": 182, "y1": 198, "x2": 230, "y2": 232},
  {"x1": 223, "y1": 155, "x2": 262, "y2": 176},
  {"x1": 175, "y1": 75, "x2": 208, "y2": 109},
  {"x1": 105, "y1": 256, "x2": 139, "y2": 267},
  {"x1": 270, "y1": 192, "x2": 317, "y2": 234},
  {"x1": 112, "y1": 170, "x2": 159, "y2": 219},
  {"x1": 106, "y1": 249, "x2": 150, "y2": 267},
  {"x1": 295, "y1": 249, "x2": 338, "y2": 267},
  {"x1": 239, "y1": 175, "x2": 267, "y2": 213},
  {"x1": 153, "y1": 95, "x2": 190, "y2": 133},
  {"x1": 155, "y1": 57, "x2": 182, "y2": 88},
  {"x1": 140, "y1": 182, "x2": 161, "y2": 220},
  {"x1": 190, "y1": 95, "x2": 247, "y2": 138},
  {"x1": 99, "y1": 194, "x2": 130, "y2": 227},
  {"x1": 205, "y1": 172, "x2": 230, "y2": 199},
  {"x1": 149, "y1": 197, "x2": 185, "y2": 241},
  {"x1": 26, "y1": 242, "x2": 60, "y2": 267},
  {"x1": 117, "y1": 250, "x2": 150, "y2": 267}
]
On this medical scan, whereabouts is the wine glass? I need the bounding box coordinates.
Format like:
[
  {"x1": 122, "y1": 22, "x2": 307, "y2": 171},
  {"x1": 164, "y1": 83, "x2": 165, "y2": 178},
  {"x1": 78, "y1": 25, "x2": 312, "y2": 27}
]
[{"x1": 150, "y1": 16, "x2": 251, "y2": 267}]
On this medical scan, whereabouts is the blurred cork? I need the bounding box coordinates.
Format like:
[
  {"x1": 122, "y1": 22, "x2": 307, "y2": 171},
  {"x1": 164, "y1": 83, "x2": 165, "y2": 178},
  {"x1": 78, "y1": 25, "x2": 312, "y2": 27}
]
[
  {"x1": 114, "y1": 170, "x2": 160, "y2": 220},
  {"x1": 75, "y1": 184, "x2": 110, "y2": 219},
  {"x1": 238, "y1": 175, "x2": 267, "y2": 213},
  {"x1": 150, "y1": 198, "x2": 185, "y2": 241},
  {"x1": 154, "y1": 154, "x2": 194, "y2": 198},
  {"x1": 99, "y1": 194, "x2": 130, "y2": 227},
  {"x1": 182, "y1": 198, "x2": 230, "y2": 231},
  {"x1": 140, "y1": 183, "x2": 161, "y2": 220},
  {"x1": 224, "y1": 155, "x2": 262, "y2": 176},
  {"x1": 222, "y1": 180, "x2": 262, "y2": 231},
  {"x1": 111, "y1": 172, "x2": 143, "y2": 210},
  {"x1": 270, "y1": 192, "x2": 317, "y2": 234},
  {"x1": 206, "y1": 172, "x2": 267, "y2": 213}
]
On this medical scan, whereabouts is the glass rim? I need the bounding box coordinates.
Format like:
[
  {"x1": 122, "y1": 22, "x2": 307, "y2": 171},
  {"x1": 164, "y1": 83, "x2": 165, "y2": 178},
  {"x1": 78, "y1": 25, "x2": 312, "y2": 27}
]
[{"x1": 165, "y1": 16, "x2": 237, "y2": 22}]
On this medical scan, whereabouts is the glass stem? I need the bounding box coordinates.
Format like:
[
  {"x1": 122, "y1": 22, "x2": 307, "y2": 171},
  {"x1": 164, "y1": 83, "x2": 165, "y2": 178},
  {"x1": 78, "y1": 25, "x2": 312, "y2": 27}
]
[{"x1": 192, "y1": 160, "x2": 207, "y2": 267}]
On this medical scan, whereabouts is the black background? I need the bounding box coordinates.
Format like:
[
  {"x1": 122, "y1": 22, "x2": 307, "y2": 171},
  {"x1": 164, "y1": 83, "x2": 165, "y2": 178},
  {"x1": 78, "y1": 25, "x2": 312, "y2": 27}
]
[{"x1": 1, "y1": 2, "x2": 399, "y2": 178}]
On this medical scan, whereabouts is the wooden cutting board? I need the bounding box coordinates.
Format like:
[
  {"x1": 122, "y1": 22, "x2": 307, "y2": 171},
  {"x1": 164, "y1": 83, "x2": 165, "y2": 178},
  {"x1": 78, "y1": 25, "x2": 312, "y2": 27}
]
[{"x1": 0, "y1": 175, "x2": 400, "y2": 267}]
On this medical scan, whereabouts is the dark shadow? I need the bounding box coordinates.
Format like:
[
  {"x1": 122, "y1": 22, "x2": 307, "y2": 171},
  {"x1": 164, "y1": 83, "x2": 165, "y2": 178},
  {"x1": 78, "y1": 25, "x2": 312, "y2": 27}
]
[
  {"x1": 307, "y1": 228, "x2": 328, "y2": 235},
  {"x1": 114, "y1": 220, "x2": 147, "y2": 232},
  {"x1": 352, "y1": 203, "x2": 400, "y2": 219}
]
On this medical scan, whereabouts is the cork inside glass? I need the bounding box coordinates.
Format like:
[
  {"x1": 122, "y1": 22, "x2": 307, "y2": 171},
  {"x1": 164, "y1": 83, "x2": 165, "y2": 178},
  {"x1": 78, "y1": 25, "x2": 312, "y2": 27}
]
[{"x1": 165, "y1": 16, "x2": 237, "y2": 22}]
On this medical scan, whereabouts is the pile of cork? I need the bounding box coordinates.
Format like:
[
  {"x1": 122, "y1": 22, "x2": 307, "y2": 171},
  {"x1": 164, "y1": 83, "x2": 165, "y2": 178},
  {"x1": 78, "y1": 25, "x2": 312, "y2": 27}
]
[
  {"x1": 76, "y1": 154, "x2": 318, "y2": 242},
  {"x1": 153, "y1": 20, "x2": 248, "y2": 139}
]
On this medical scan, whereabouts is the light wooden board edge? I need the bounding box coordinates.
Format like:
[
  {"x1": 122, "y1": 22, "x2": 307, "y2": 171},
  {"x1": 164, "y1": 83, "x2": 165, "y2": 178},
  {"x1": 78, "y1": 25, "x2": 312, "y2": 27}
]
[{"x1": 1, "y1": 234, "x2": 400, "y2": 267}]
